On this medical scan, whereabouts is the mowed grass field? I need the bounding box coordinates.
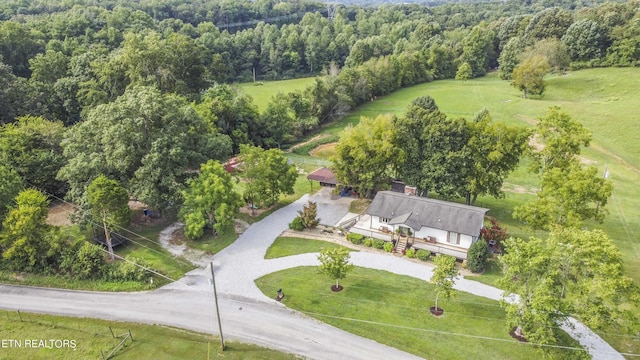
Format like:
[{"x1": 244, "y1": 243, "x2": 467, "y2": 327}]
[{"x1": 238, "y1": 77, "x2": 314, "y2": 112}]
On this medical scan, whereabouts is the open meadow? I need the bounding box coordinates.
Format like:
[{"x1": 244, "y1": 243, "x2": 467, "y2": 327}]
[{"x1": 238, "y1": 77, "x2": 314, "y2": 112}]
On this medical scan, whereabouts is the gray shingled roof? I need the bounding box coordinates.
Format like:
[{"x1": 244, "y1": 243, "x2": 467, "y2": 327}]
[{"x1": 366, "y1": 191, "x2": 489, "y2": 236}]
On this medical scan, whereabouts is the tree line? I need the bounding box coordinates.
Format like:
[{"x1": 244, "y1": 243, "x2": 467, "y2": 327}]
[{"x1": 1, "y1": 1, "x2": 640, "y2": 125}]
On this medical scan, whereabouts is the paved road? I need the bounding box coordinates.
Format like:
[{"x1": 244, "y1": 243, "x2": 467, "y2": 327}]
[{"x1": 0, "y1": 193, "x2": 624, "y2": 359}]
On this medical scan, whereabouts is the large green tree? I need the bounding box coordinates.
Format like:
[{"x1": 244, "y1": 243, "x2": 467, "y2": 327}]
[
  {"x1": 498, "y1": 36, "x2": 525, "y2": 80},
  {"x1": 500, "y1": 228, "x2": 638, "y2": 346},
  {"x1": 0, "y1": 189, "x2": 54, "y2": 271},
  {"x1": 59, "y1": 86, "x2": 232, "y2": 213},
  {"x1": 524, "y1": 7, "x2": 573, "y2": 42},
  {"x1": 530, "y1": 107, "x2": 591, "y2": 174},
  {"x1": 180, "y1": 160, "x2": 243, "y2": 240},
  {"x1": 513, "y1": 163, "x2": 612, "y2": 230},
  {"x1": 0, "y1": 61, "x2": 31, "y2": 124},
  {"x1": 87, "y1": 175, "x2": 131, "y2": 260},
  {"x1": 333, "y1": 114, "x2": 401, "y2": 198},
  {"x1": 393, "y1": 97, "x2": 471, "y2": 199},
  {"x1": 238, "y1": 145, "x2": 298, "y2": 210},
  {"x1": 511, "y1": 55, "x2": 551, "y2": 98},
  {"x1": 0, "y1": 115, "x2": 67, "y2": 197},
  {"x1": 195, "y1": 84, "x2": 262, "y2": 152},
  {"x1": 460, "y1": 23, "x2": 497, "y2": 78},
  {"x1": 562, "y1": 19, "x2": 607, "y2": 62},
  {"x1": 465, "y1": 109, "x2": 531, "y2": 205}
]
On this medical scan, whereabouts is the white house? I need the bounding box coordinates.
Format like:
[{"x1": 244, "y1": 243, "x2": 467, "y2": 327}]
[{"x1": 350, "y1": 191, "x2": 489, "y2": 259}]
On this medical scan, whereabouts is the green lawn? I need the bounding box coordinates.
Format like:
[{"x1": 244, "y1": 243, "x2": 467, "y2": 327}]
[
  {"x1": 255, "y1": 266, "x2": 585, "y2": 360},
  {"x1": 0, "y1": 310, "x2": 297, "y2": 360},
  {"x1": 238, "y1": 77, "x2": 315, "y2": 112},
  {"x1": 182, "y1": 224, "x2": 238, "y2": 255},
  {"x1": 265, "y1": 236, "x2": 355, "y2": 259}
]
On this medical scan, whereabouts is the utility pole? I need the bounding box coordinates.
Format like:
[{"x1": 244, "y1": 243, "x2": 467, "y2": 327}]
[
  {"x1": 327, "y1": 0, "x2": 337, "y2": 22},
  {"x1": 210, "y1": 262, "x2": 225, "y2": 351}
]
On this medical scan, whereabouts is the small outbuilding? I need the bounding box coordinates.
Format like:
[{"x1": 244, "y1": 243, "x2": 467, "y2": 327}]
[{"x1": 307, "y1": 167, "x2": 338, "y2": 187}]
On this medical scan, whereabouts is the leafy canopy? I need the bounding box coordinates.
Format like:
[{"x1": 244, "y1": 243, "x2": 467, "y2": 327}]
[
  {"x1": 333, "y1": 114, "x2": 401, "y2": 198},
  {"x1": 180, "y1": 160, "x2": 243, "y2": 240},
  {"x1": 500, "y1": 228, "x2": 639, "y2": 346}
]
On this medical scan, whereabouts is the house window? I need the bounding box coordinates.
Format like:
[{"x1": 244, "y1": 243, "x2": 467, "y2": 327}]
[
  {"x1": 448, "y1": 231, "x2": 460, "y2": 245},
  {"x1": 380, "y1": 217, "x2": 390, "y2": 223}
]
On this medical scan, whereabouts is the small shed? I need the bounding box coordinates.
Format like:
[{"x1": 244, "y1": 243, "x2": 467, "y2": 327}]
[{"x1": 307, "y1": 167, "x2": 337, "y2": 187}]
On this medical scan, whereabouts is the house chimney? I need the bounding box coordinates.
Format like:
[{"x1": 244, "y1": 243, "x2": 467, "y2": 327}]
[
  {"x1": 404, "y1": 186, "x2": 417, "y2": 196},
  {"x1": 391, "y1": 180, "x2": 405, "y2": 193}
]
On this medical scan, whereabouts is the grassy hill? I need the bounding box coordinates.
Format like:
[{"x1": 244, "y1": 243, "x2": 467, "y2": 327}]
[{"x1": 295, "y1": 68, "x2": 640, "y2": 285}]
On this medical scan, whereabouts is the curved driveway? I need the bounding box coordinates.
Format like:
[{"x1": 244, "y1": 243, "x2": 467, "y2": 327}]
[{"x1": 0, "y1": 194, "x2": 623, "y2": 359}]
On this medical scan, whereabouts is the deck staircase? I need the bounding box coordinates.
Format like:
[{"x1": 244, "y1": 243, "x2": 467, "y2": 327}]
[{"x1": 395, "y1": 236, "x2": 408, "y2": 254}]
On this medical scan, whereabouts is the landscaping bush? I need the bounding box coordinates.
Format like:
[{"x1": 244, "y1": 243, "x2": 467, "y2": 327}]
[
  {"x1": 107, "y1": 257, "x2": 152, "y2": 282},
  {"x1": 347, "y1": 233, "x2": 364, "y2": 245},
  {"x1": 406, "y1": 248, "x2": 416, "y2": 258},
  {"x1": 466, "y1": 239, "x2": 489, "y2": 273},
  {"x1": 289, "y1": 216, "x2": 305, "y2": 231},
  {"x1": 70, "y1": 242, "x2": 106, "y2": 280},
  {"x1": 384, "y1": 242, "x2": 394, "y2": 252},
  {"x1": 416, "y1": 250, "x2": 431, "y2": 261},
  {"x1": 373, "y1": 239, "x2": 385, "y2": 249},
  {"x1": 364, "y1": 238, "x2": 373, "y2": 247}
]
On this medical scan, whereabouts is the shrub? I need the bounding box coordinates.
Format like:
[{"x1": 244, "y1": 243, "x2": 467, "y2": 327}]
[
  {"x1": 298, "y1": 201, "x2": 320, "y2": 229},
  {"x1": 384, "y1": 242, "x2": 394, "y2": 252},
  {"x1": 373, "y1": 239, "x2": 385, "y2": 249},
  {"x1": 406, "y1": 248, "x2": 416, "y2": 258},
  {"x1": 481, "y1": 218, "x2": 508, "y2": 249},
  {"x1": 72, "y1": 242, "x2": 106, "y2": 280},
  {"x1": 347, "y1": 233, "x2": 364, "y2": 245},
  {"x1": 289, "y1": 216, "x2": 305, "y2": 231},
  {"x1": 107, "y1": 257, "x2": 152, "y2": 282},
  {"x1": 466, "y1": 239, "x2": 489, "y2": 273},
  {"x1": 416, "y1": 250, "x2": 430, "y2": 261},
  {"x1": 364, "y1": 238, "x2": 373, "y2": 247}
]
